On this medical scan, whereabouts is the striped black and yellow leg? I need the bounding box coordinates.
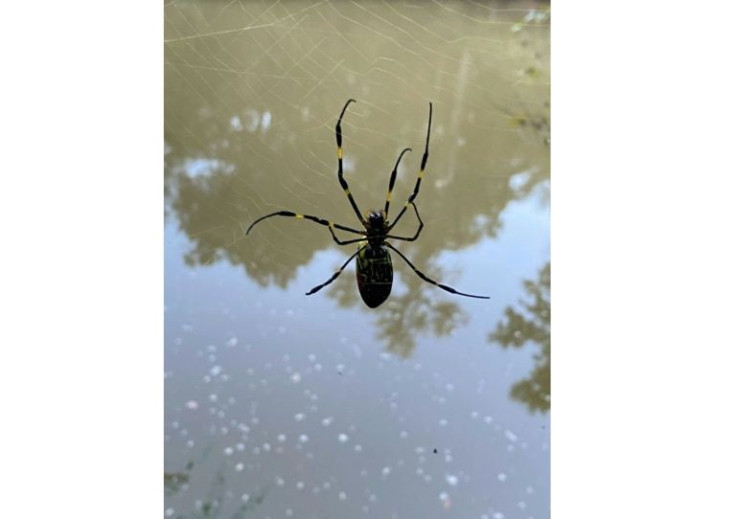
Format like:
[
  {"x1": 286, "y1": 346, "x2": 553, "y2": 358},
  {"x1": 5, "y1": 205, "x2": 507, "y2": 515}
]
[
  {"x1": 246, "y1": 211, "x2": 365, "y2": 246},
  {"x1": 386, "y1": 242, "x2": 489, "y2": 300},
  {"x1": 336, "y1": 99, "x2": 365, "y2": 224},
  {"x1": 306, "y1": 246, "x2": 366, "y2": 295},
  {"x1": 386, "y1": 202, "x2": 423, "y2": 242},
  {"x1": 388, "y1": 102, "x2": 432, "y2": 232},
  {"x1": 384, "y1": 147, "x2": 412, "y2": 217}
]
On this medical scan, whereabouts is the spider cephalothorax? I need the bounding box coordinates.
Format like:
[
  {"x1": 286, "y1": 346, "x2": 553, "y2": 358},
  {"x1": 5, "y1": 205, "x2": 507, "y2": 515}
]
[{"x1": 247, "y1": 99, "x2": 489, "y2": 308}]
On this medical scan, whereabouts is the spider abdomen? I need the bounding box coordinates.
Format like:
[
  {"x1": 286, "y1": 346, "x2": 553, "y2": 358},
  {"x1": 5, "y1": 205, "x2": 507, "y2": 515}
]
[{"x1": 356, "y1": 245, "x2": 393, "y2": 308}]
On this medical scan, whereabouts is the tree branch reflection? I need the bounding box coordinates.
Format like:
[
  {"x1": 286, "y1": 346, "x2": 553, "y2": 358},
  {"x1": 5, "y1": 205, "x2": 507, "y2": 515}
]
[{"x1": 489, "y1": 262, "x2": 550, "y2": 413}]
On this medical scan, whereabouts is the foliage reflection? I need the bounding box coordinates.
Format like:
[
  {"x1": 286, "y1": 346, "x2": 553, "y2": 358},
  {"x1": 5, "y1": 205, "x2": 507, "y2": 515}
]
[{"x1": 489, "y1": 262, "x2": 550, "y2": 412}]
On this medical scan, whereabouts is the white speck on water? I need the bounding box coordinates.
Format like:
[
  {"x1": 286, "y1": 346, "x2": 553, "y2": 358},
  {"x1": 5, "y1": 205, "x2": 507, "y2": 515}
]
[
  {"x1": 497, "y1": 473, "x2": 507, "y2": 482},
  {"x1": 294, "y1": 413, "x2": 305, "y2": 422},
  {"x1": 263, "y1": 443, "x2": 271, "y2": 452},
  {"x1": 338, "y1": 433, "x2": 349, "y2": 443},
  {"x1": 276, "y1": 477, "x2": 285, "y2": 487},
  {"x1": 439, "y1": 419, "x2": 448, "y2": 427},
  {"x1": 186, "y1": 439, "x2": 194, "y2": 448},
  {"x1": 445, "y1": 474, "x2": 459, "y2": 486},
  {"x1": 296, "y1": 481, "x2": 304, "y2": 490},
  {"x1": 291, "y1": 373, "x2": 301, "y2": 383},
  {"x1": 165, "y1": 508, "x2": 174, "y2": 517},
  {"x1": 470, "y1": 411, "x2": 479, "y2": 419},
  {"x1": 381, "y1": 466, "x2": 391, "y2": 477},
  {"x1": 339, "y1": 491, "x2": 347, "y2": 500},
  {"x1": 445, "y1": 383, "x2": 455, "y2": 392},
  {"x1": 236, "y1": 443, "x2": 245, "y2": 451},
  {"x1": 314, "y1": 363, "x2": 322, "y2": 372},
  {"x1": 321, "y1": 417, "x2": 333, "y2": 426},
  {"x1": 186, "y1": 400, "x2": 198, "y2": 410},
  {"x1": 484, "y1": 415, "x2": 493, "y2": 424},
  {"x1": 308, "y1": 353, "x2": 316, "y2": 362},
  {"x1": 235, "y1": 462, "x2": 244, "y2": 472},
  {"x1": 210, "y1": 365, "x2": 222, "y2": 376},
  {"x1": 439, "y1": 491, "x2": 451, "y2": 508},
  {"x1": 224, "y1": 447, "x2": 233, "y2": 456},
  {"x1": 518, "y1": 501, "x2": 527, "y2": 510},
  {"x1": 354, "y1": 444, "x2": 363, "y2": 452},
  {"x1": 336, "y1": 363, "x2": 346, "y2": 373},
  {"x1": 277, "y1": 434, "x2": 286, "y2": 442},
  {"x1": 278, "y1": 325, "x2": 286, "y2": 334},
  {"x1": 241, "y1": 494, "x2": 249, "y2": 503},
  {"x1": 299, "y1": 434, "x2": 309, "y2": 443},
  {"x1": 526, "y1": 485, "x2": 534, "y2": 494},
  {"x1": 209, "y1": 394, "x2": 218, "y2": 402},
  {"x1": 285, "y1": 509, "x2": 293, "y2": 517},
  {"x1": 492, "y1": 513, "x2": 504, "y2": 519},
  {"x1": 505, "y1": 430, "x2": 518, "y2": 442},
  {"x1": 226, "y1": 336, "x2": 238, "y2": 347},
  {"x1": 399, "y1": 430, "x2": 408, "y2": 439}
]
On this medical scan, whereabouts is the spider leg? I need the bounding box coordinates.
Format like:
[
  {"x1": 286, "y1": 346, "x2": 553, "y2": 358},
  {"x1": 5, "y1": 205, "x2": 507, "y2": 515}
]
[
  {"x1": 388, "y1": 102, "x2": 432, "y2": 231},
  {"x1": 386, "y1": 202, "x2": 423, "y2": 242},
  {"x1": 246, "y1": 211, "x2": 365, "y2": 246},
  {"x1": 386, "y1": 242, "x2": 489, "y2": 299},
  {"x1": 336, "y1": 99, "x2": 365, "y2": 224},
  {"x1": 384, "y1": 147, "x2": 412, "y2": 217},
  {"x1": 306, "y1": 245, "x2": 365, "y2": 295}
]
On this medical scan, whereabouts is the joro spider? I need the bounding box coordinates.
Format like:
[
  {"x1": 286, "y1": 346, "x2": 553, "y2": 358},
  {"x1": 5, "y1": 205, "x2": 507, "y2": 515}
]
[{"x1": 246, "y1": 99, "x2": 489, "y2": 308}]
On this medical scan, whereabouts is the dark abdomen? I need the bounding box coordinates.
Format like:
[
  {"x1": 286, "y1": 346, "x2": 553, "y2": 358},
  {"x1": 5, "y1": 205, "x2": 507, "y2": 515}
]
[{"x1": 356, "y1": 245, "x2": 393, "y2": 308}]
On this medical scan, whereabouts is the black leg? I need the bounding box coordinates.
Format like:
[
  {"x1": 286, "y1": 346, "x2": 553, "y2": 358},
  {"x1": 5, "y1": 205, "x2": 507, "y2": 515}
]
[
  {"x1": 386, "y1": 202, "x2": 423, "y2": 242},
  {"x1": 388, "y1": 102, "x2": 432, "y2": 231},
  {"x1": 246, "y1": 211, "x2": 365, "y2": 246},
  {"x1": 306, "y1": 246, "x2": 365, "y2": 295},
  {"x1": 386, "y1": 242, "x2": 489, "y2": 299},
  {"x1": 384, "y1": 147, "x2": 412, "y2": 217},
  {"x1": 336, "y1": 99, "x2": 365, "y2": 224}
]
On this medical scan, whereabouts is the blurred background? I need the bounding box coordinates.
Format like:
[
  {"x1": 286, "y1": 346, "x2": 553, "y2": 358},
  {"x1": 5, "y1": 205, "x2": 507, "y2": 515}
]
[{"x1": 165, "y1": 1, "x2": 549, "y2": 518}]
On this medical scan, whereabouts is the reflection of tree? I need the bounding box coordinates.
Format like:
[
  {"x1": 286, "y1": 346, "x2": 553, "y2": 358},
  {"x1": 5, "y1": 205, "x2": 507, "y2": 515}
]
[
  {"x1": 326, "y1": 253, "x2": 467, "y2": 357},
  {"x1": 164, "y1": 1, "x2": 549, "y2": 353},
  {"x1": 489, "y1": 263, "x2": 550, "y2": 413}
]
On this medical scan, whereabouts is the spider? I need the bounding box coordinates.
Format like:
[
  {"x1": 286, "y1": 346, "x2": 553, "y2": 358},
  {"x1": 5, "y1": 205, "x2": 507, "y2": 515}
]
[{"x1": 246, "y1": 99, "x2": 489, "y2": 308}]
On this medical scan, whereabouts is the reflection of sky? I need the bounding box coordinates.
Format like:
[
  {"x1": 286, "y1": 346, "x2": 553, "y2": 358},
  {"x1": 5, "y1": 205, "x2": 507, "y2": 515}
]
[{"x1": 165, "y1": 184, "x2": 549, "y2": 518}]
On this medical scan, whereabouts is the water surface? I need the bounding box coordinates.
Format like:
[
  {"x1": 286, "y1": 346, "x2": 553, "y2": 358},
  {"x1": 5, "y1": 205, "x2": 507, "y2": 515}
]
[{"x1": 165, "y1": 2, "x2": 550, "y2": 517}]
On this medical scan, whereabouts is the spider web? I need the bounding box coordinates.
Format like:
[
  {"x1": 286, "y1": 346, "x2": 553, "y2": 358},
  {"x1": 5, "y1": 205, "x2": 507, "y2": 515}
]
[{"x1": 164, "y1": 0, "x2": 549, "y2": 290}]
